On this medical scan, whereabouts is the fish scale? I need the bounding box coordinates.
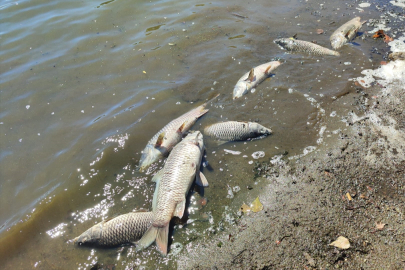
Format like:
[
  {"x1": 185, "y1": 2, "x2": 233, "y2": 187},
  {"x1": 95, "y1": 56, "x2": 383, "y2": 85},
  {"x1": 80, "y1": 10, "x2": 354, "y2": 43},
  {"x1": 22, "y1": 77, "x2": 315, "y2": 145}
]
[
  {"x1": 274, "y1": 38, "x2": 340, "y2": 56},
  {"x1": 204, "y1": 121, "x2": 272, "y2": 142},
  {"x1": 139, "y1": 95, "x2": 219, "y2": 171},
  {"x1": 137, "y1": 131, "x2": 206, "y2": 255},
  {"x1": 330, "y1": 17, "x2": 363, "y2": 50},
  {"x1": 74, "y1": 212, "x2": 153, "y2": 246}
]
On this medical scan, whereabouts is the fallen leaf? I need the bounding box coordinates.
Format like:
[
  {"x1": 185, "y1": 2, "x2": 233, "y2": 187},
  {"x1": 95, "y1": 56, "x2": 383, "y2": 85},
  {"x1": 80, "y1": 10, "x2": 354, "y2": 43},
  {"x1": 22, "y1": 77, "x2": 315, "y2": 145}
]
[
  {"x1": 360, "y1": 80, "x2": 365, "y2": 83},
  {"x1": 346, "y1": 192, "x2": 352, "y2": 201},
  {"x1": 250, "y1": 197, "x2": 263, "y2": 212},
  {"x1": 329, "y1": 236, "x2": 350, "y2": 249},
  {"x1": 316, "y1": 29, "x2": 324, "y2": 34},
  {"x1": 384, "y1": 33, "x2": 393, "y2": 43},
  {"x1": 143, "y1": 71, "x2": 146, "y2": 74},
  {"x1": 376, "y1": 222, "x2": 386, "y2": 230},
  {"x1": 240, "y1": 203, "x2": 251, "y2": 214},
  {"x1": 380, "y1": 61, "x2": 387, "y2": 65},
  {"x1": 372, "y1": 30, "x2": 385, "y2": 39},
  {"x1": 360, "y1": 193, "x2": 367, "y2": 199}
]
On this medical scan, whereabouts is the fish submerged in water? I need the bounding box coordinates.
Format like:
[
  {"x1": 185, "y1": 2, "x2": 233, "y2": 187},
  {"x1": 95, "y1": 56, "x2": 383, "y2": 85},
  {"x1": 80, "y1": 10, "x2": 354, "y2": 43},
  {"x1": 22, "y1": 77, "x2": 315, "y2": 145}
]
[
  {"x1": 233, "y1": 61, "x2": 282, "y2": 99},
  {"x1": 137, "y1": 131, "x2": 208, "y2": 255},
  {"x1": 74, "y1": 211, "x2": 153, "y2": 246},
  {"x1": 330, "y1": 17, "x2": 363, "y2": 50},
  {"x1": 204, "y1": 121, "x2": 272, "y2": 142},
  {"x1": 274, "y1": 38, "x2": 340, "y2": 56},
  {"x1": 138, "y1": 96, "x2": 218, "y2": 171}
]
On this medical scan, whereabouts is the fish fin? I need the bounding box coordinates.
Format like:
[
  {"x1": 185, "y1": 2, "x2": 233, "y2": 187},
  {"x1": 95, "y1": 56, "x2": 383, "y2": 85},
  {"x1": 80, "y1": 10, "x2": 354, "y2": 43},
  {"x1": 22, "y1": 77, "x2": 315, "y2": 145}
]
[
  {"x1": 195, "y1": 171, "x2": 209, "y2": 187},
  {"x1": 152, "y1": 178, "x2": 160, "y2": 211},
  {"x1": 292, "y1": 33, "x2": 298, "y2": 39},
  {"x1": 245, "y1": 68, "x2": 255, "y2": 82},
  {"x1": 155, "y1": 132, "x2": 165, "y2": 148},
  {"x1": 264, "y1": 65, "x2": 272, "y2": 75},
  {"x1": 174, "y1": 199, "x2": 186, "y2": 218},
  {"x1": 215, "y1": 140, "x2": 228, "y2": 146},
  {"x1": 151, "y1": 169, "x2": 163, "y2": 183},
  {"x1": 132, "y1": 208, "x2": 148, "y2": 213},
  {"x1": 361, "y1": 20, "x2": 367, "y2": 25},
  {"x1": 156, "y1": 224, "x2": 169, "y2": 256},
  {"x1": 136, "y1": 225, "x2": 158, "y2": 252},
  {"x1": 177, "y1": 122, "x2": 187, "y2": 133}
]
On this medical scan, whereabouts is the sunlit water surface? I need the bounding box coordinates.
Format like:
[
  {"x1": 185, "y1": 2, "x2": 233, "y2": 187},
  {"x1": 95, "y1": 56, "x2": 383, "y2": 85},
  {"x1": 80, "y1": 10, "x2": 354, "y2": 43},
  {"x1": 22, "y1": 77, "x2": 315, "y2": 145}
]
[{"x1": 0, "y1": 0, "x2": 402, "y2": 268}]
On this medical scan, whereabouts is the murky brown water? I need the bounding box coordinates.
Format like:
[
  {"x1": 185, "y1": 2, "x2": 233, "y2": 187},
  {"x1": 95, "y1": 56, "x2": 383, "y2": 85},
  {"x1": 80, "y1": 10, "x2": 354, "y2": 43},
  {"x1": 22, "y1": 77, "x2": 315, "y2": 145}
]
[{"x1": 0, "y1": 0, "x2": 399, "y2": 268}]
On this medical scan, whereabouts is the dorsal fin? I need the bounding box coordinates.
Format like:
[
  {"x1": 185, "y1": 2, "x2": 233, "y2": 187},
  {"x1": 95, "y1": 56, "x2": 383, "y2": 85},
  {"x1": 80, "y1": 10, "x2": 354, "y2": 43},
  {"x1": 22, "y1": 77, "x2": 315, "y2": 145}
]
[
  {"x1": 132, "y1": 208, "x2": 149, "y2": 213},
  {"x1": 265, "y1": 65, "x2": 272, "y2": 75},
  {"x1": 292, "y1": 33, "x2": 298, "y2": 39},
  {"x1": 155, "y1": 132, "x2": 165, "y2": 148},
  {"x1": 177, "y1": 122, "x2": 187, "y2": 133},
  {"x1": 245, "y1": 68, "x2": 254, "y2": 82}
]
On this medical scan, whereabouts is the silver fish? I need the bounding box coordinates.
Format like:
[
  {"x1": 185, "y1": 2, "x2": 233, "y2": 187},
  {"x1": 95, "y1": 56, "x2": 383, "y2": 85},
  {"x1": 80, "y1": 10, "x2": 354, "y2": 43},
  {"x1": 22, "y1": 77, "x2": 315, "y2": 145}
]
[
  {"x1": 233, "y1": 61, "x2": 282, "y2": 99},
  {"x1": 74, "y1": 211, "x2": 153, "y2": 246},
  {"x1": 204, "y1": 121, "x2": 272, "y2": 142},
  {"x1": 330, "y1": 17, "x2": 363, "y2": 50},
  {"x1": 138, "y1": 97, "x2": 216, "y2": 171},
  {"x1": 274, "y1": 38, "x2": 340, "y2": 56},
  {"x1": 137, "y1": 131, "x2": 208, "y2": 255}
]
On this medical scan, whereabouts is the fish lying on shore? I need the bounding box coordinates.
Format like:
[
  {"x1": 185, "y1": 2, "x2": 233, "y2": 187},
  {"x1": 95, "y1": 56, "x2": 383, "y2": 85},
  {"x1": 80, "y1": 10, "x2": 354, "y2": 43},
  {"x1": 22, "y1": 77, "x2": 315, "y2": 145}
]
[
  {"x1": 139, "y1": 95, "x2": 218, "y2": 171},
  {"x1": 233, "y1": 61, "x2": 282, "y2": 99},
  {"x1": 330, "y1": 17, "x2": 363, "y2": 50},
  {"x1": 137, "y1": 131, "x2": 207, "y2": 255},
  {"x1": 274, "y1": 38, "x2": 340, "y2": 56},
  {"x1": 74, "y1": 211, "x2": 153, "y2": 246},
  {"x1": 204, "y1": 121, "x2": 272, "y2": 142}
]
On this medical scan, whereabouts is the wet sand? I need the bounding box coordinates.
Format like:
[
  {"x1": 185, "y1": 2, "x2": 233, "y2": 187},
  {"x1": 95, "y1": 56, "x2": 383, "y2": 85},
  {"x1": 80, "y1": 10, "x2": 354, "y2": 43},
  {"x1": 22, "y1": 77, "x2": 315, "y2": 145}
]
[{"x1": 178, "y1": 59, "x2": 405, "y2": 269}]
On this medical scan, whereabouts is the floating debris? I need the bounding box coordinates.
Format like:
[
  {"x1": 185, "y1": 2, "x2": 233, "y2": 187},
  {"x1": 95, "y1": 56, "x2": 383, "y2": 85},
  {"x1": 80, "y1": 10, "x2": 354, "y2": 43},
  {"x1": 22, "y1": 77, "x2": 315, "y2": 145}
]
[
  {"x1": 252, "y1": 151, "x2": 265, "y2": 159},
  {"x1": 240, "y1": 203, "x2": 251, "y2": 214},
  {"x1": 224, "y1": 149, "x2": 241, "y2": 155}
]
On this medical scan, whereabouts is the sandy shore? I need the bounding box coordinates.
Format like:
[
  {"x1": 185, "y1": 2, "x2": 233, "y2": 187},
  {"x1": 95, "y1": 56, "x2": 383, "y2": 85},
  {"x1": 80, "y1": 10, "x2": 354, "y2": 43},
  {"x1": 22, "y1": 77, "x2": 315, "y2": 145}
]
[{"x1": 178, "y1": 48, "x2": 405, "y2": 268}]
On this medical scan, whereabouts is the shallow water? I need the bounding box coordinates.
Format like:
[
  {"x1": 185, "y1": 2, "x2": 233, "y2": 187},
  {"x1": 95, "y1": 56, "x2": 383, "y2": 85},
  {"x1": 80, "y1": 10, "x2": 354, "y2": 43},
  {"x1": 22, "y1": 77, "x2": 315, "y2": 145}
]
[{"x1": 0, "y1": 0, "x2": 402, "y2": 268}]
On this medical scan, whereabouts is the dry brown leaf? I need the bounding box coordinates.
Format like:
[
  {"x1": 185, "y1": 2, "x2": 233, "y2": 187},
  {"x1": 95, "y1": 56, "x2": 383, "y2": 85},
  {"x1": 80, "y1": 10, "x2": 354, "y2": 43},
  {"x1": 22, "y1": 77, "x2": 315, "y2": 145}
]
[
  {"x1": 373, "y1": 30, "x2": 385, "y2": 39},
  {"x1": 384, "y1": 34, "x2": 394, "y2": 43},
  {"x1": 376, "y1": 222, "x2": 386, "y2": 230},
  {"x1": 316, "y1": 29, "x2": 324, "y2": 34},
  {"x1": 250, "y1": 197, "x2": 263, "y2": 212},
  {"x1": 329, "y1": 236, "x2": 350, "y2": 249},
  {"x1": 360, "y1": 193, "x2": 367, "y2": 199},
  {"x1": 346, "y1": 192, "x2": 353, "y2": 201},
  {"x1": 240, "y1": 203, "x2": 251, "y2": 214}
]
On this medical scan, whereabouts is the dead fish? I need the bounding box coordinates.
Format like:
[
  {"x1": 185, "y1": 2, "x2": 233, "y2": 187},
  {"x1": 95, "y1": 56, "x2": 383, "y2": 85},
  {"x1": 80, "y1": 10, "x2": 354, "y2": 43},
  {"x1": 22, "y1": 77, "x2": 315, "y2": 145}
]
[
  {"x1": 139, "y1": 95, "x2": 218, "y2": 171},
  {"x1": 204, "y1": 121, "x2": 272, "y2": 142},
  {"x1": 137, "y1": 131, "x2": 208, "y2": 255},
  {"x1": 74, "y1": 211, "x2": 153, "y2": 246},
  {"x1": 274, "y1": 38, "x2": 340, "y2": 56},
  {"x1": 233, "y1": 61, "x2": 282, "y2": 99},
  {"x1": 330, "y1": 17, "x2": 363, "y2": 50}
]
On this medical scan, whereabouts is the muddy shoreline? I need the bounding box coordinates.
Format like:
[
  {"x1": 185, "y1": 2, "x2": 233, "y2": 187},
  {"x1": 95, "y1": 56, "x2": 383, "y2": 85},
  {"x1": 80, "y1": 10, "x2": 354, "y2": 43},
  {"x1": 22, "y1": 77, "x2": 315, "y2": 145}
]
[{"x1": 178, "y1": 60, "x2": 405, "y2": 269}]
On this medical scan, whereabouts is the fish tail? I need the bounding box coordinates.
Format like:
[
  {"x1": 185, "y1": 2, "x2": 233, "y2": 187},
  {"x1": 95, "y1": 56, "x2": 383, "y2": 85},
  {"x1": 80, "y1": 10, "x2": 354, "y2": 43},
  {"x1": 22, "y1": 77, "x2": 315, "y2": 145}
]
[
  {"x1": 136, "y1": 225, "x2": 158, "y2": 251},
  {"x1": 155, "y1": 224, "x2": 169, "y2": 256}
]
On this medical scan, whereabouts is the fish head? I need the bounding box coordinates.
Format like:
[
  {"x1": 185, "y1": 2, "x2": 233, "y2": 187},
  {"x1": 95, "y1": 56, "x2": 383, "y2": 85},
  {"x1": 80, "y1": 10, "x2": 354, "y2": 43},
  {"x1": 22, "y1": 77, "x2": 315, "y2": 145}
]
[
  {"x1": 74, "y1": 224, "x2": 102, "y2": 245},
  {"x1": 330, "y1": 35, "x2": 344, "y2": 50},
  {"x1": 250, "y1": 123, "x2": 272, "y2": 136},
  {"x1": 139, "y1": 145, "x2": 162, "y2": 171},
  {"x1": 273, "y1": 38, "x2": 292, "y2": 50},
  {"x1": 233, "y1": 81, "x2": 248, "y2": 99},
  {"x1": 184, "y1": 130, "x2": 204, "y2": 150}
]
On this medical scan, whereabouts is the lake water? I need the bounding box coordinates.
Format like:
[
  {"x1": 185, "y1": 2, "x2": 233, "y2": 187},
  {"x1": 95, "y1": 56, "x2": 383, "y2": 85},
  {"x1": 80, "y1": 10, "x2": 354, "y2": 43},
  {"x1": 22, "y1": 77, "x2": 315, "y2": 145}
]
[{"x1": 0, "y1": 0, "x2": 400, "y2": 268}]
